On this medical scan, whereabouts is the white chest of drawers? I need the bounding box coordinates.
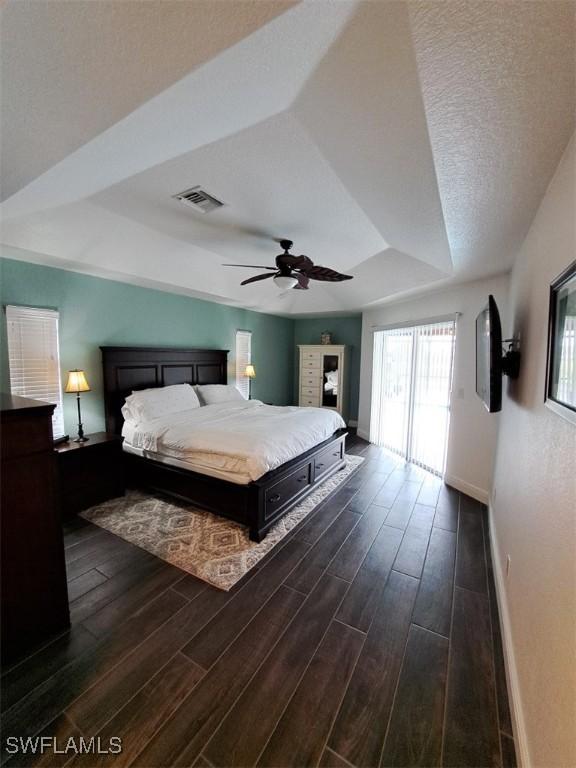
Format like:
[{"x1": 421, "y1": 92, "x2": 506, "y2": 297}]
[{"x1": 298, "y1": 344, "x2": 348, "y2": 421}]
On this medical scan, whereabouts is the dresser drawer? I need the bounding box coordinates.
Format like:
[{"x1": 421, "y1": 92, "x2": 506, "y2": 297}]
[
  {"x1": 314, "y1": 441, "x2": 344, "y2": 479},
  {"x1": 301, "y1": 350, "x2": 321, "y2": 363},
  {"x1": 300, "y1": 395, "x2": 321, "y2": 407},
  {"x1": 301, "y1": 373, "x2": 321, "y2": 388},
  {"x1": 265, "y1": 463, "x2": 312, "y2": 520},
  {"x1": 300, "y1": 386, "x2": 319, "y2": 398},
  {"x1": 1, "y1": 414, "x2": 53, "y2": 459},
  {"x1": 302, "y1": 359, "x2": 321, "y2": 370}
]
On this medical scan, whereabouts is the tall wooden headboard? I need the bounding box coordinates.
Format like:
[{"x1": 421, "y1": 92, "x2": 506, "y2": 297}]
[{"x1": 101, "y1": 346, "x2": 228, "y2": 435}]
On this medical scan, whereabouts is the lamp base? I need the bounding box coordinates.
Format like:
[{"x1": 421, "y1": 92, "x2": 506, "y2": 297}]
[{"x1": 73, "y1": 435, "x2": 89, "y2": 443}]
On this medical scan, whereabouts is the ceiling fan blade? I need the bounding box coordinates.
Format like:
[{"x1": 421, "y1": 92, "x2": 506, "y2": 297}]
[
  {"x1": 293, "y1": 273, "x2": 310, "y2": 290},
  {"x1": 295, "y1": 255, "x2": 314, "y2": 271},
  {"x1": 240, "y1": 272, "x2": 277, "y2": 286},
  {"x1": 222, "y1": 264, "x2": 277, "y2": 269},
  {"x1": 305, "y1": 265, "x2": 352, "y2": 281},
  {"x1": 307, "y1": 265, "x2": 354, "y2": 282}
]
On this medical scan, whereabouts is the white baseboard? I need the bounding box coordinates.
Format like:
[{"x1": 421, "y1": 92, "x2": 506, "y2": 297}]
[
  {"x1": 356, "y1": 428, "x2": 370, "y2": 441},
  {"x1": 488, "y1": 504, "x2": 531, "y2": 768},
  {"x1": 443, "y1": 473, "x2": 489, "y2": 505}
]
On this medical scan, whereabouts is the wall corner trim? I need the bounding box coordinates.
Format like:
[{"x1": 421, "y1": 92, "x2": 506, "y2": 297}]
[
  {"x1": 443, "y1": 473, "x2": 489, "y2": 505},
  {"x1": 356, "y1": 428, "x2": 370, "y2": 441},
  {"x1": 488, "y1": 503, "x2": 531, "y2": 768}
]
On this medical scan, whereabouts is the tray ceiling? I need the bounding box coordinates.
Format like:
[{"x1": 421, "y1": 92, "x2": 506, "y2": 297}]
[{"x1": 1, "y1": 0, "x2": 574, "y2": 314}]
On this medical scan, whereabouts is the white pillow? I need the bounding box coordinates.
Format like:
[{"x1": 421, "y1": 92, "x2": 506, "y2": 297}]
[
  {"x1": 122, "y1": 383, "x2": 200, "y2": 423},
  {"x1": 195, "y1": 384, "x2": 246, "y2": 405}
]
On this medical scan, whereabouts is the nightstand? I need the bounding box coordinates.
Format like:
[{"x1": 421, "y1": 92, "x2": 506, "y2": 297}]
[{"x1": 55, "y1": 432, "x2": 124, "y2": 518}]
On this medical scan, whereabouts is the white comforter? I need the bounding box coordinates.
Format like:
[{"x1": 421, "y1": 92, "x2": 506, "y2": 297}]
[{"x1": 122, "y1": 400, "x2": 346, "y2": 482}]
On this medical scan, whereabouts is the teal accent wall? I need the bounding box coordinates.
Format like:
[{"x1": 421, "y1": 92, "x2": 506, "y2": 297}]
[
  {"x1": 293, "y1": 315, "x2": 363, "y2": 420},
  {"x1": 0, "y1": 255, "x2": 364, "y2": 431},
  {"x1": 0, "y1": 257, "x2": 295, "y2": 435}
]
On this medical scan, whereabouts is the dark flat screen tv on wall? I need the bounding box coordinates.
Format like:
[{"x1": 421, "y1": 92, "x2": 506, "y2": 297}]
[{"x1": 476, "y1": 295, "x2": 503, "y2": 413}]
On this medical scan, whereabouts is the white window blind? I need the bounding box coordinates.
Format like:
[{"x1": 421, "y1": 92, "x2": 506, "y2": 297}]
[
  {"x1": 6, "y1": 305, "x2": 66, "y2": 439},
  {"x1": 235, "y1": 330, "x2": 252, "y2": 399},
  {"x1": 557, "y1": 314, "x2": 576, "y2": 405}
]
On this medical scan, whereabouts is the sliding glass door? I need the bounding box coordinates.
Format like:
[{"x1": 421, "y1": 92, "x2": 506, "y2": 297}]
[
  {"x1": 370, "y1": 326, "x2": 413, "y2": 457},
  {"x1": 370, "y1": 319, "x2": 455, "y2": 475}
]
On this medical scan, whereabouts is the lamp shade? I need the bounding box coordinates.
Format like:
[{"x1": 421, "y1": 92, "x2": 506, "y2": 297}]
[
  {"x1": 244, "y1": 364, "x2": 256, "y2": 379},
  {"x1": 274, "y1": 275, "x2": 298, "y2": 290},
  {"x1": 65, "y1": 369, "x2": 90, "y2": 393}
]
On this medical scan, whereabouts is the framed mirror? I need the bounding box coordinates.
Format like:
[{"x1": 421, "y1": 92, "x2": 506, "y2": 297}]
[
  {"x1": 322, "y1": 354, "x2": 339, "y2": 408},
  {"x1": 546, "y1": 260, "x2": 576, "y2": 423}
]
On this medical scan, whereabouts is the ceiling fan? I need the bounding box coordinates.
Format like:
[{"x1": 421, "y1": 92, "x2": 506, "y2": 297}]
[{"x1": 222, "y1": 239, "x2": 354, "y2": 290}]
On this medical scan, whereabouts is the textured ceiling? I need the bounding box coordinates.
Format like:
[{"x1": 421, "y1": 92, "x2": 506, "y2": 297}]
[
  {"x1": 0, "y1": 0, "x2": 295, "y2": 200},
  {"x1": 1, "y1": 0, "x2": 574, "y2": 314},
  {"x1": 409, "y1": 0, "x2": 576, "y2": 279}
]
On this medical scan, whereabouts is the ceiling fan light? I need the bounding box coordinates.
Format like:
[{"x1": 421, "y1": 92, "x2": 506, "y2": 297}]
[{"x1": 274, "y1": 275, "x2": 299, "y2": 290}]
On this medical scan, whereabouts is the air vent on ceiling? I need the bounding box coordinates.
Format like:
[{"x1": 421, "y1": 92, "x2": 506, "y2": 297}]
[{"x1": 172, "y1": 186, "x2": 224, "y2": 214}]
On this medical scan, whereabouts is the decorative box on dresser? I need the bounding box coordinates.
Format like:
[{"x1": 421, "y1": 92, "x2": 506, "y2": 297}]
[
  {"x1": 298, "y1": 344, "x2": 349, "y2": 422},
  {"x1": 0, "y1": 394, "x2": 70, "y2": 665}
]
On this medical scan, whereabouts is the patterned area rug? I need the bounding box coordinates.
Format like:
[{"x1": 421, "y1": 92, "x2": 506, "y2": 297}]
[{"x1": 81, "y1": 455, "x2": 364, "y2": 591}]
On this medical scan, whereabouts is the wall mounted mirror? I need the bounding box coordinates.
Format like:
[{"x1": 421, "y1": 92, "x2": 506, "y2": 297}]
[
  {"x1": 322, "y1": 354, "x2": 339, "y2": 408},
  {"x1": 546, "y1": 260, "x2": 576, "y2": 423}
]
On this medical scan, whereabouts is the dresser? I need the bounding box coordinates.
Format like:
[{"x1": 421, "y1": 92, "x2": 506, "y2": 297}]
[
  {"x1": 298, "y1": 345, "x2": 348, "y2": 421},
  {"x1": 1, "y1": 394, "x2": 70, "y2": 665}
]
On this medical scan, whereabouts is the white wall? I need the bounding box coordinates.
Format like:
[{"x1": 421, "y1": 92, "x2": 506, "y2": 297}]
[
  {"x1": 490, "y1": 134, "x2": 576, "y2": 768},
  {"x1": 358, "y1": 273, "x2": 511, "y2": 501}
]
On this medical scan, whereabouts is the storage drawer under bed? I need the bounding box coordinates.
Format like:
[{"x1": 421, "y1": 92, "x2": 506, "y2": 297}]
[
  {"x1": 314, "y1": 441, "x2": 344, "y2": 479},
  {"x1": 264, "y1": 462, "x2": 312, "y2": 521}
]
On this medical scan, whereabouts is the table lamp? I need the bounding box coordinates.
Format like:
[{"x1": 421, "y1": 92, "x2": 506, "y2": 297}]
[
  {"x1": 65, "y1": 369, "x2": 91, "y2": 442},
  {"x1": 244, "y1": 364, "x2": 256, "y2": 399}
]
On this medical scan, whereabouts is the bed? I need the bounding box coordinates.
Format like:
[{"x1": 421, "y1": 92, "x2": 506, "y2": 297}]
[{"x1": 101, "y1": 346, "x2": 348, "y2": 541}]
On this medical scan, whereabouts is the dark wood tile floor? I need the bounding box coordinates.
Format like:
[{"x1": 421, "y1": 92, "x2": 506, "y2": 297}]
[{"x1": 1, "y1": 435, "x2": 516, "y2": 768}]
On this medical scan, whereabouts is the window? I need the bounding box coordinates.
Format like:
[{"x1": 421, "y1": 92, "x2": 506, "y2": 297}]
[
  {"x1": 235, "y1": 329, "x2": 252, "y2": 399},
  {"x1": 6, "y1": 305, "x2": 65, "y2": 439}
]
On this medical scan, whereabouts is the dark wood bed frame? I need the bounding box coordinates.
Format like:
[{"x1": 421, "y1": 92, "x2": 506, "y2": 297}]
[{"x1": 101, "y1": 346, "x2": 347, "y2": 541}]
